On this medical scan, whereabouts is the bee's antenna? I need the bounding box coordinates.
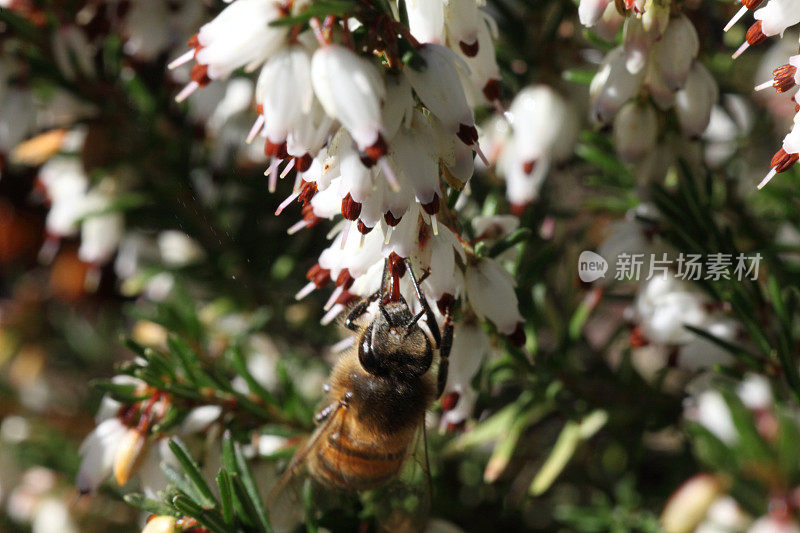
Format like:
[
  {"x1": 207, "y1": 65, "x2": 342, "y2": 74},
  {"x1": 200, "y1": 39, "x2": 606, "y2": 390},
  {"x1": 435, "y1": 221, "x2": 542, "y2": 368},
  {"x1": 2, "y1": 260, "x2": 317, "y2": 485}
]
[
  {"x1": 379, "y1": 303, "x2": 393, "y2": 326},
  {"x1": 404, "y1": 310, "x2": 425, "y2": 337}
]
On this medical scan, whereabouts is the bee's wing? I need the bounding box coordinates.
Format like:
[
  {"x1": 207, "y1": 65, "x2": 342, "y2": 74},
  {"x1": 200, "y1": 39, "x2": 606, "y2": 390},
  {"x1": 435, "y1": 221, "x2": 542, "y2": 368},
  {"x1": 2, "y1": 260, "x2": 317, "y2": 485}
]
[
  {"x1": 266, "y1": 401, "x2": 344, "y2": 507},
  {"x1": 365, "y1": 416, "x2": 433, "y2": 533}
]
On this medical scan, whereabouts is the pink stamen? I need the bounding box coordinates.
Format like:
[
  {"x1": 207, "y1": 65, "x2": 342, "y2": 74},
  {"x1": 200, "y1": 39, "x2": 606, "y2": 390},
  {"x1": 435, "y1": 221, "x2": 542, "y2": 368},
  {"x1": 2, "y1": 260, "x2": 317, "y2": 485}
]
[
  {"x1": 275, "y1": 192, "x2": 300, "y2": 215},
  {"x1": 280, "y1": 158, "x2": 296, "y2": 180},
  {"x1": 378, "y1": 157, "x2": 400, "y2": 192},
  {"x1": 309, "y1": 18, "x2": 328, "y2": 47},
  {"x1": 295, "y1": 281, "x2": 317, "y2": 300},
  {"x1": 754, "y1": 79, "x2": 774, "y2": 91},
  {"x1": 473, "y1": 143, "x2": 489, "y2": 166},
  {"x1": 288, "y1": 219, "x2": 309, "y2": 234},
  {"x1": 732, "y1": 41, "x2": 750, "y2": 59},
  {"x1": 175, "y1": 81, "x2": 200, "y2": 103},
  {"x1": 246, "y1": 115, "x2": 265, "y2": 144},
  {"x1": 324, "y1": 286, "x2": 343, "y2": 310},
  {"x1": 266, "y1": 159, "x2": 280, "y2": 193},
  {"x1": 340, "y1": 220, "x2": 352, "y2": 250},
  {"x1": 168, "y1": 49, "x2": 195, "y2": 70},
  {"x1": 321, "y1": 303, "x2": 345, "y2": 325},
  {"x1": 757, "y1": 167, "x2": 778, "y2": 189},
  {"x1": 724, "y1": 6, "x2": 749, "y2": 32}
]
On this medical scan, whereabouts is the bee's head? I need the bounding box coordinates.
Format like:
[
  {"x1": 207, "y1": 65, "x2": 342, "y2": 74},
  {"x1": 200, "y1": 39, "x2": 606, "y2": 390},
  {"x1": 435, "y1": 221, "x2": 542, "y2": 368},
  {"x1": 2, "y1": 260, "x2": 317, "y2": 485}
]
[{"x1": 357, "y1": 300, "x2": 433, "y2": 379}]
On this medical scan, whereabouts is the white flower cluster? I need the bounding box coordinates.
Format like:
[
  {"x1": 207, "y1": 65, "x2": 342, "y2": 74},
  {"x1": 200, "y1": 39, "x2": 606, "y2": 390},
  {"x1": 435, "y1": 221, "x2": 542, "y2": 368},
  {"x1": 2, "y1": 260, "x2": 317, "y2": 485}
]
[
  {"x1": 725, "y1": 0, "x2": 800, "y2": 188},
  {"x1": 660, "y1": 375, "x2": 800, "y2": 533},
  {"x1": 580, "y1": 1, "x2": 718, "y2": 164},
  {"x1": 592, "y1": 204, "x2": 744, "y2": 374},
  {"x1": 35, "y1": 137, "x2": 125, "y2": 270},
  {"x1": 479, "y1": 85, "x2": 579, "y2": 212},
  {"x1": 167, "y1": 0, "x2": 526, "y2": 424}
]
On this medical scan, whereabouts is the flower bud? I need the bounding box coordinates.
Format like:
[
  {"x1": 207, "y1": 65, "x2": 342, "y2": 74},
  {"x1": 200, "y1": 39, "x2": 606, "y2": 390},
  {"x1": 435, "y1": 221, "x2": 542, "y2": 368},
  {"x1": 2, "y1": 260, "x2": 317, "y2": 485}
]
[
  {"x1": 613, "y1": 101, "x2": 657, "y2": 163},
  {"x1": 675, "y1": 62, "x2": 718, "y2": 138},
  {"x1": 660, "y1": 474, "x2": 723, "y2": 533},
  {"x1": 652, "y1": 15, "x2": 699, "y2": 90},
  {"x1": 142, "y1": 516, "x2": 177, "y2": 533},
  {"x1": 579, "y1": 0, "x2": 612, "y2": 27},
  {"x1": 590, "y1": 47, "x2": 646, "y2": 124},
  {"x1": 113, "y1": 428, "x2": 150, "y2": 486}
]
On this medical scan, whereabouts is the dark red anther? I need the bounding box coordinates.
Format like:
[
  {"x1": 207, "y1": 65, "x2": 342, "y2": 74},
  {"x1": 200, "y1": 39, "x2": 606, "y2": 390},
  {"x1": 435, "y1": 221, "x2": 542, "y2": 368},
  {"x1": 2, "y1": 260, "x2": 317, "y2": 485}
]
[
  {"x1": 522, "y1": 160, "x2": 536, "y2": 174},
  {"x1": 421, "y1": 193, "x2": 440, "y2": 215},
  {"x1": 510, "y1": 203, "x2": 528, "y2": 217},
  {"x1": 456, "y1": 123, "x2": 479, "y2": 145},
  {"x1": 264, "y1": 140, "x2": 288, "y2": 158},
  {"x1": 459, "y1": 40, "x2": 479, "y2": 57},
  {"x1": 363, "y1": 134, "x2": 388, "y2": 162},
  {"x1": 190, "y1": 63, "x2": 211, "y2": 86},
  {"x1": 742, "y1": 0, "x2": 763, "y2": 8},
  {"x1": 483, "y1": 79, "x2": 501, "y2": 102},
  {"x1": 298, "y1": 181, "x2": 317, "y2": 206},
  {"x1": 446, "y1": 420, "x2": 466, "y2": 433},
  {"x1": 187, "y1": 34, "x2": 200, "y2": 48},
  {"x1": 441, "y1": 391, "x2": 460, "y2": 411},
  {"x1": 256, "y1": 104, "x2": 264, "y2": 115},
  {"x1": 336, "y1": 269, "x2": 354, "y2": 290},
  {"x1": 301, "y1": 203, "x2": 322, "y2": 229},
  {"x1": 437, "y1": 293, "x2": 455, "y2": 315},
  {"x1": 295, "y1": 153, "x2": 313, "y2": 172},
  {"x1": 357, "y1": 221, "x2": 373, "y2": 234},
  {"x1": 384, "y1": 211, "x2": 402, "y2": 226},
  {"x1": 509, "y1": 323, "x2": 526, "y2": 347},
  {"x1": 336, "y1": 290, "x2": 358, "y2": 307},
  {"x1": 771, "y1": 148, "x2": 799, "y2": 173},
  {"x1": 341, "y1": 193, "x2": 362, "y2": 220},
  {"x1": 745, "y1": 20, "x2": 767, "y2": 46},
  {"x1": 773, "y1": 64, "x2": 797, "y2": 93},
  {"x1": 388, "y1": 252, "x2": 406, "y2": 278},
  {"x1": 306, "y1": 263, "x2": 331, "y2": 288},
  {"x1": 629, "y1": 326, "x2": 649, "y2": 348}
]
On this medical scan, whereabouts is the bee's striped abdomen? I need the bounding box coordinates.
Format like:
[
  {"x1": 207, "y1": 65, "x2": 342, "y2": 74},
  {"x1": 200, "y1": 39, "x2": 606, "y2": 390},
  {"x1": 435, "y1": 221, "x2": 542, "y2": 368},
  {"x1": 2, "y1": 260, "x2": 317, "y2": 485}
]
[{"x1": 310, "y1": 418, "x2": 410, "y2": 490}]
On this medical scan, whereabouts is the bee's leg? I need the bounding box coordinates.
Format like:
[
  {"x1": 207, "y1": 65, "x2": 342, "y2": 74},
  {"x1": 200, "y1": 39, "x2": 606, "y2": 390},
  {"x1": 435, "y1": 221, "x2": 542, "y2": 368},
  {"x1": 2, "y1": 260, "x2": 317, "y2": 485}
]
[
  {"x1": 344, "y1": 260, "x2": 390, "y2": 330},
  {"x1": 314, "y1": 402, "x2": 339, "y2": 423},
  {"x1": 344, "y1": 297, "x2": 373, "y2": 331},
  {"x1": 403, "y1": 258, "x2": 442, "y2": 348},
  {"x1": 437, "y1": 305, "x2": 454, "y2": 398}
]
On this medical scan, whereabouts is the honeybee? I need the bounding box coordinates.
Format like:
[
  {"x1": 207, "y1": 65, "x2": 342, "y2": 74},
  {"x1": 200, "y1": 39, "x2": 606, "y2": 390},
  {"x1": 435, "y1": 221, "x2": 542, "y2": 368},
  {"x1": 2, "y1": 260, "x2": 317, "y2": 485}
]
[{"x1": 272, "y1": 257, "x2": 454, "y2": 496}]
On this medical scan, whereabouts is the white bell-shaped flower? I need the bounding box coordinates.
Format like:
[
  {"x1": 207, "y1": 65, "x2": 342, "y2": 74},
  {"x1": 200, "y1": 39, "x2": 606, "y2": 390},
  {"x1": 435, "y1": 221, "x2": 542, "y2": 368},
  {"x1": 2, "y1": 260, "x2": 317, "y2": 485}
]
[
  {"x1": 78, "y1": 190, "x2": 124, "y2": 265},
  {"x1": 445, "y1": 0, "x2": 481, "y2": 54},
  {"x1": 76, "y1": 418, "x2": 128, "y2": 493},
  {"x1": 465, "y1": 257, "x2": 523, "y2": 335},
  {"x1": 422, "y1": 226, "x2": 465, "y2": 301},
  {"x1": 256, "y1": 45, "x2": 313, "y2": 151},
  {"x1": 311, "y1": 44, "x2": 387, "y2": 157},
  {"x1": 406, "y1": 0, "x2": 445, "y2": 44},
  {"x1": 405, "y1": 44, "x2": 477, "y2": 145},
  {"x1": 188, "y1": 0, "x2": 288, "y2": 82},
  {"x1": 754, "y1": 0, "x2": 800, "y2": 38}
]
